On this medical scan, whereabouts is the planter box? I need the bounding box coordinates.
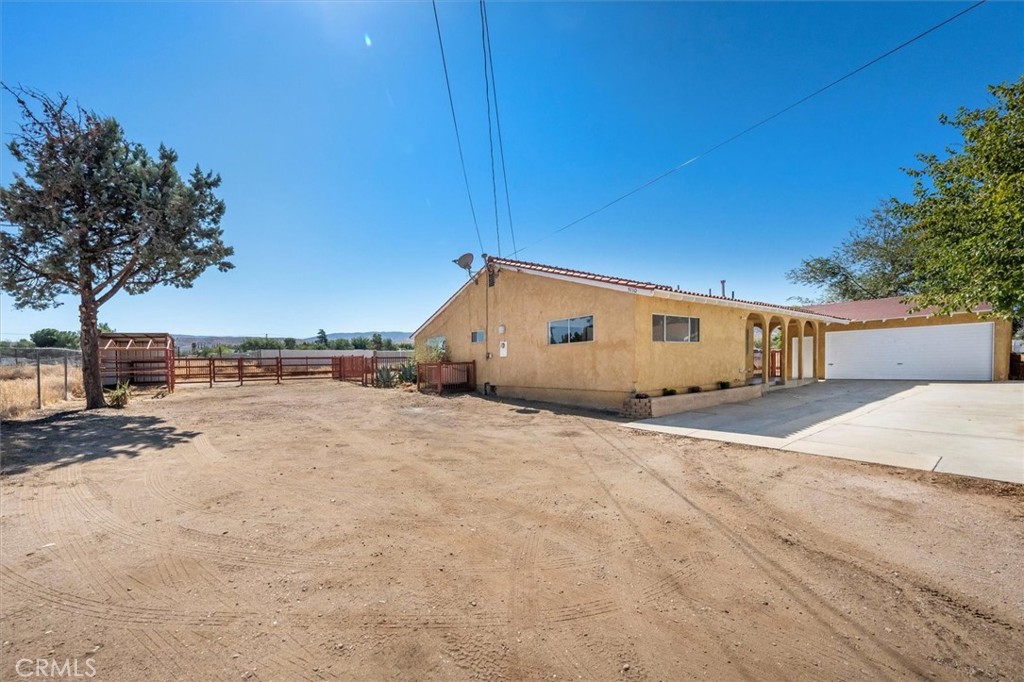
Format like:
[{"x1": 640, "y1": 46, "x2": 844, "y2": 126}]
[
  {"x1": 621, "y1": 396, "x2": 652, "y2": 419},
  {"x1": 647, "y1": 384, "x2": 764, "y2": 419}
]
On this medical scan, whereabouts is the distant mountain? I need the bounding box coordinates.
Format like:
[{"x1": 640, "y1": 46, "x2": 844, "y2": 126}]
[
  {"x1": 309, "y1": 332, "x2": 412, "y2": 343},
  {"x1": 172, "y1": 332, "x2": 413, "y2": 348}
]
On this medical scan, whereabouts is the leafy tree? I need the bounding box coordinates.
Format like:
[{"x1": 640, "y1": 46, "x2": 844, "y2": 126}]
[
  {"x1": 315, "y1": 329, "x2": 329, "y2": 346},
  {"x1": 0, "y1": 338, "x2": 35, "y2": 348},
  {"x1": 369, "y1": 333, "x2": 384, "y2": 351},
  {"x1": 0, "y1": 87, "x2": 233, "y2": 408},
  {"x1": 331, "y1": 337, "x2": 353, "y2": 350},
  {"x1": 787, "y1": 198, "x2": 917, "y2": 303},
  {"x1": 396, "y1": 342, "x2": 414, "y2": 350},
  {"x1": 29, "y1": 328, "x2": 79, "y2": 348},
  {"x1": 283, "y1": 337, "x2": 296, "y2": 350},
  {"x1": 98, "y1": 322, "x2": 115, "y2": 333},
  {"x1": 381, "y1": 338, "x2": 397, "y2": 351},
  {"x1": 902, "y1": 76, "x2": 1023, "y2": 319},
  {"x1": 350, "y1": 336, "x2": 370, "y2": 350},
  {"x1": 238, "y1": 337, "x2": 284, "y2": 351}
]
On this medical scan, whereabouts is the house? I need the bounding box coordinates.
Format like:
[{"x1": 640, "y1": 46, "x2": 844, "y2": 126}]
[
  {"x1": 803, "y1": 297, "x2": 1012, "y2": 381},
  {"x1": 412, "y1": 258, "x2": 848, "y2": 411}
]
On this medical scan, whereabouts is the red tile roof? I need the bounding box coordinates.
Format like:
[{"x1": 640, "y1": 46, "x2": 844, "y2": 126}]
[
  {"x1": 486, "y1": 257, "x2": 847, "y2": 319},
  {"x1": 802, "y1": 296, "x2": 992, "y2": 321}
]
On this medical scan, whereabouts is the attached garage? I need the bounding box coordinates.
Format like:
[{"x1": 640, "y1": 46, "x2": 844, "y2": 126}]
[
  {"x1": 824, "y1": 322, "x2": 993, "y2": 380},
  {"x1": 804, "y1": 297, "x2": 1012, "y2": 382}
]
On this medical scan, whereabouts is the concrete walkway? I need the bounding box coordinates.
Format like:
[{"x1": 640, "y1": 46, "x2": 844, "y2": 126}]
[{"x1": 625, "y1": 381, "x2": 1024, "y2": 484}]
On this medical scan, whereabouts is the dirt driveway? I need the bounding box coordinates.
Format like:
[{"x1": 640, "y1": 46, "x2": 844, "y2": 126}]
[{"x1": 2, "y1": 382, "x2": 1022, "y2": 680}]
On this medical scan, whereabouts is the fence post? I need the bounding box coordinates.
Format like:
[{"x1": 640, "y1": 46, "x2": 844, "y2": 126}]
[
  {"x1": 64, "y1": 352, "x2": 70, "y2": 400},
  {"x1": 238, "y1": 357, "x2": 244, "y2": 386},
  {"x1": 277, "y1": 356, "x2": 282, "y2": 384},
  {"x1": 436, "y1": 363, "x2": 442, "y2": 395},
  {"x1": 209, "y1": 358, "x2": 215, "y2": 388},
  {"x1": 36, "y1": 349, "x2": 42, "y2": 409}
]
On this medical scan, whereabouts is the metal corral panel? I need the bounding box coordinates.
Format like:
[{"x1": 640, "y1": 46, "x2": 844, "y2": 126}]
[{"x1": 825, "y1": 322, "x2": 993, "y2": 381}]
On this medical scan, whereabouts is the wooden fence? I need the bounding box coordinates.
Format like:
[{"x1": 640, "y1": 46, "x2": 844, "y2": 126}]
[
  {"x1": 173, "y1": 355, "x2": 421, "y2": 388},
  {"x1": 416, "y1": 361, "x2": 476, "y2": 394}
]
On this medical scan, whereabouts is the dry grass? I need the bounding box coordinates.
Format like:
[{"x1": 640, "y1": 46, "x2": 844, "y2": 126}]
[{"x1": 0, "y1": 364, "x2": 85, "y2": 419}]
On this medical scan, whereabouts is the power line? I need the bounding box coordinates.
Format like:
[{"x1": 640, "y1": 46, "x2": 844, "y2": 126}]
[
  {"x1": 512, "y1": 0, "x2": 988, "y2": 256},
  {"x1": 481, "y1": 0, "x2": 519, "y2": 257},
  {"x1": 430, "y1": 0, "x2": 485, "y2": 255},
  {"x1": 479, "y1": 0, "x2": 502, "y2": 257}
]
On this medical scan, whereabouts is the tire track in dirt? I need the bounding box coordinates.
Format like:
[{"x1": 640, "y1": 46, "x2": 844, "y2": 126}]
[{"x1": 586, "y1": 420, "x2": 935, "y2": 680}]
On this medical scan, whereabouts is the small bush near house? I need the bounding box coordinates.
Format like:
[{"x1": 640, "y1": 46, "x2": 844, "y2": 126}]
[
  {"x1": 376, "y1": 365, "x2": 396, "y2": 389},
  {"x1": 687, "y1": 386, "x2": 702, "y2": 394},
  {"x1": 398, "y1": 363, "x2": 416, "y2": 384},
  {"x1": 663, "y1": 388, "x2": 677, "y2": 396},
  {"x1": 105, "y1": 381, "x2": 133, "y2": 408},
  {"x1": 633, "y1": 393, "x2": 649, "y2": 400},
  {"x1": 717, "y1": 381, "x2": 731, "y2": 390}
]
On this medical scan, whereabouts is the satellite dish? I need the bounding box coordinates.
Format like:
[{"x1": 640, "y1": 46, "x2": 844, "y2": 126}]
[{"x1": 453, "y1": 252, "x2": 474, "y2": 275}]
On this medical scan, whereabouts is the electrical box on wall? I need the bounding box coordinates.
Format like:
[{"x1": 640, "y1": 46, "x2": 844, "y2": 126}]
[{"x1": 499, "y1": 340, "x2": 508, "y2": 358}]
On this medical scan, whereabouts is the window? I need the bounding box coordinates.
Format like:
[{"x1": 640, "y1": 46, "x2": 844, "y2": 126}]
[
  {"x1": 652, "y1": 315, "x2": 700, "y2": 343},
  {"x1": 471, "y1": 330, "x2": 485, "y2": 343},
  {"x1": 427, "y1": 336, "x2": 447, "y2": 353},
  {"x1": 549, "y1": 315, "x2": 594, "y2": 345}
]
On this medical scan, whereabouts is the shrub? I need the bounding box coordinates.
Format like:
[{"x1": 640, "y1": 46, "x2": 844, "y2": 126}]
[
  {"x1": 717, "y1": 381, "x2": 731, "y2": 390},
  {"x1": 687, "y1": 385, "x2": 702, "y2": 394},
  {"x1": 663, "y1": 388, "x2": 677, "y2": 396},
  {"x1": 633, "y1": 392, "x2": 649, "y2": 400},
  {"x1": 376, "y1": 365, "x2": 396, "y2": 389},
  {"x1": 105, "y1": 380, "x2": 133, "y2": 408},
  {"x1": 397, "y1": 363, "x2": 416, "y2": 384}
]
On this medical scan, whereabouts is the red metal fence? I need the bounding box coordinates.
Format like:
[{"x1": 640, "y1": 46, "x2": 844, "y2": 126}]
[{"x1": 416, "y1": 361, "x2": 476, "y2": 394}]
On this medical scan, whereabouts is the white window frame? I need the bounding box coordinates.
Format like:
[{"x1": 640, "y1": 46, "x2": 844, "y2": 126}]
[
  {"x1": 548, "y1": 314, "x2": 595, "y2": 345},
  {"x1": 652, "y1": 314, "x2": 700, "y2": 343}
]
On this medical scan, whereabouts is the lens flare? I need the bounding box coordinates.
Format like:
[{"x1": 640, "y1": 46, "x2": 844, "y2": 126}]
[{"x1": 364, "y1": 33, "x2": 372, "y2": 48}]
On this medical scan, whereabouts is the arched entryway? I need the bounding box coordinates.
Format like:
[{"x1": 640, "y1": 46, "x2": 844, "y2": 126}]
[
  {"x1": 745, "y1": 313, "x2": 767, "y2": 384},
  {"x1": 786, "y1": 319, "x2": 802, "y2": 380},
  {"x1": 802, "y1": 321, "x2": 817, "y2": 379},
  {"x1": 766, "y1": 316, "x2": 786, "y2": 384}
]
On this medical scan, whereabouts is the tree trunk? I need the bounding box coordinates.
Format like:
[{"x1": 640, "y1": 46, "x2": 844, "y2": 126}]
[{"x1": 79, "y1": 294, "x2": 106, "y2": 409}]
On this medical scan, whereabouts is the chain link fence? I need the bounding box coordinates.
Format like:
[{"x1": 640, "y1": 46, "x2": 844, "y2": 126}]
[{"x1": 0, "y1": 347, "x2": 84, "y2": 417}]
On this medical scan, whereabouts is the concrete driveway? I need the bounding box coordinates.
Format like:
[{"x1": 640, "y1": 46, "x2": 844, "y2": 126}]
[{"x1": 625, "y1": 381, "x2": 1024, "y2": 484}]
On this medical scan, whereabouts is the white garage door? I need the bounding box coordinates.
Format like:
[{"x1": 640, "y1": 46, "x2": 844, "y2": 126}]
[{"x1": 825, "y1": 322, "x2": 993, "y2": 381}]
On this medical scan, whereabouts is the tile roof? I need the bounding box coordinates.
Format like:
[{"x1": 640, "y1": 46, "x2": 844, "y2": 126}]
[
  {"x1": 802, "y1": 296, "x2": 992, "y2": 321},
  {"x1": 486, "y1": 257, "x2": 847, "y2": 319}
]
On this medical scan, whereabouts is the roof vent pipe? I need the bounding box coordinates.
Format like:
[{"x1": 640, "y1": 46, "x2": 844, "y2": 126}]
[
  {"x1": 720, "y1": 280, "x2": 726, "y2": 297},
  {"x1": 731, "y1": 290, "x2": 735, "y2": 299}
]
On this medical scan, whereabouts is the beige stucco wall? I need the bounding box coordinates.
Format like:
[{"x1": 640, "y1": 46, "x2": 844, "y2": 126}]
[
  {"x1": 818, "y1": 313, "x2": 1012, "y2": 381},
  {"x1": 415, "y1": 269, "x2": 638, "y2": 410},
  {"x1": 633, "y1": 295, "x2": 752, "y2": 393}
]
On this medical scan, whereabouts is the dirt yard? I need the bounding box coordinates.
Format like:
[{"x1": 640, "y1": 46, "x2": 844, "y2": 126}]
[{"x1": 1, "y1": 381, "x2": 1021, "y2": 681}]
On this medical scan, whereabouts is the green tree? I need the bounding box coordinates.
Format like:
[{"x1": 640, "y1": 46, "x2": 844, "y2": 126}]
[
  {"x1": 0, "y1": 87, "x2": 233, "y2": 408},
  {"x1": 369, "y1": 333, "x2": 384, "y2": 351},
  {"x1": 331, "y1": 337, "x2": 353, "y2": 350},
  {"x1": 787, "y1": 198, "x2": 917, "y2": 303},
  {"x1": 238, "y1": 337, "x2": 284, "y2": 351},
  {"x1": 351, "y1": 336, "x2": 370, "y2": 350},
  {"x1": 29, "y1": 328, "x2": 80, "y2": 348},
  {"x1": 396, "y1": 342, "x2": 414, "y2": 350},
  {"x1": 283, "y1": 337, "x2": 296, "y2": 350},
  {"x1": 315, "y1": 329, "x2": 329, "y2": 346},
  {"x1": 902, "y1": 76, "x2": 1024, "y2": 319}
]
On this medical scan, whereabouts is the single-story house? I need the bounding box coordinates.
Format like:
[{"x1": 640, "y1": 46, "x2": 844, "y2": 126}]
[
  {"x1": 412, "y1": 258, "x2": 852, "y2": 410},
  {"x1": 803, "y1": 297, "x2": 1012, "y2": 382},
  {"x1": 413, "y1": 258, "x2": 1013, "y2": 411}
]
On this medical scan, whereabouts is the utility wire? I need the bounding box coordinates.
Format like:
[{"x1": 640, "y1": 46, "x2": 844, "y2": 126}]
[
  {"x1": 480, "y1": 0, "x2": 502, "y2": 257},
  {"x1": 482, "y1": 0, "x2": 519, "y2": 256},
  {"x1": 512, "y1": 0, "x2": 988, "y2": 256},
  {"x1": 431, "y1": 0, "x2": 485, "y2": 255}
]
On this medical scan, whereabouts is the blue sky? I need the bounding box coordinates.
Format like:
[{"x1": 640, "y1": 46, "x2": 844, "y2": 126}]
[{"x1": 1, "y1": 1, "x2": 1021, "y2": 338}]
